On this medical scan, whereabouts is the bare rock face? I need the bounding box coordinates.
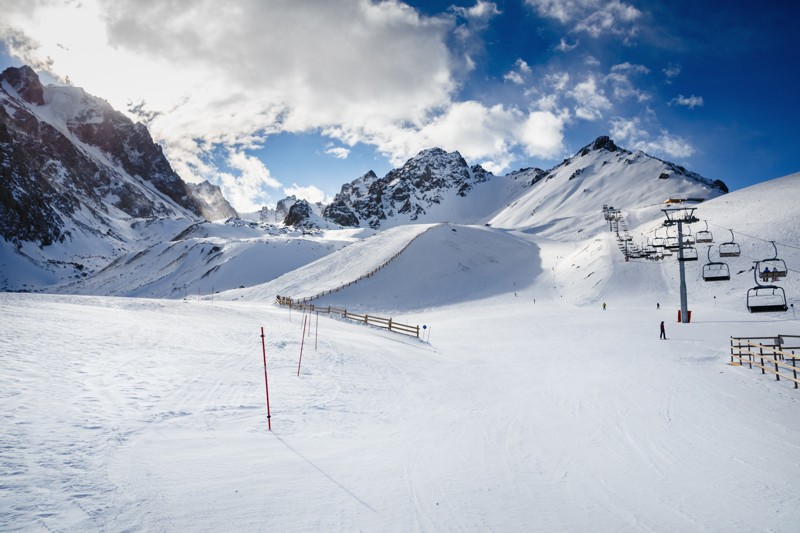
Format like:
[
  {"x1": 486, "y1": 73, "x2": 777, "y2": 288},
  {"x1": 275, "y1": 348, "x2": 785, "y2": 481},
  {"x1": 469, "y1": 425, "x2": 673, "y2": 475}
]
[
  {"x1": 0, "y1": 65, "x2": 215, "y2": 247},
  {"x1": 187, "y1": 181, "x2": 238, "y2": 220}
]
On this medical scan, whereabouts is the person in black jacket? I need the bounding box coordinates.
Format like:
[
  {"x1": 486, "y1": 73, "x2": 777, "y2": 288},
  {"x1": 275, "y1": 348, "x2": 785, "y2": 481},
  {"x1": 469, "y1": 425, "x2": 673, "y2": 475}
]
[{"x1": 660, "y1": 321, "x2": 666, "y2": 340}]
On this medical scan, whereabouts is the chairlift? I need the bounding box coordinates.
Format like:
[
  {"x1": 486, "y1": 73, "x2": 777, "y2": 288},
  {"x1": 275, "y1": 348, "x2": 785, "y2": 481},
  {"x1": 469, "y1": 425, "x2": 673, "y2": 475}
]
[
  {"x1": 678, "y1": 245, "x2": 698, "y2": 261},
  {"x1": 696, "y1": 221, "x2": 713, "y2": 243},
  {"x1": 702, "y1": 245, "x2": 729, "y2": 281},
  {"x1": 718, "y1": 229, "x2": 740, "y2": 257},
  {"x1": 756, "y1": 241, "x2": 788, "y2": 282},
  {"x1": 665, "y1": 227, "x2": 680, "y2": 250},
  {"x1": 682, "y1": 227, "x2": 696, "y2": 246},
  {"x1": 747, "y1": 263, "x2": 788, "y2": 312},
  {"x1": 652, "y1": 228, "x2": 666, "y2": 249}
]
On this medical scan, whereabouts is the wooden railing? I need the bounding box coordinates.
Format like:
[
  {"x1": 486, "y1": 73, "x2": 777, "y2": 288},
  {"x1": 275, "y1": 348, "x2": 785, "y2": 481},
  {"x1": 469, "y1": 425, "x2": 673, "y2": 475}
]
[
  {"x1": 730, "y1": 335, "x2": 800, "y2": 389},
  {"x1": 276, "y1": 296, "x2": 420, "y2": 338}
]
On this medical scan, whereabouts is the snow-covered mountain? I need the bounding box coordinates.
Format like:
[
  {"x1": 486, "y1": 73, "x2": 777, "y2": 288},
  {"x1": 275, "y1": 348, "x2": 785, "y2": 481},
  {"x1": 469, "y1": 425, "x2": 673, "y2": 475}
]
[
  {"x1": 323, "y1": 148, "x2": 505, "y2": 229},
  {"x1": 490, "y1": 136, "x2": 728, "y2": 239},
  {"x1": 0, "y1": 66, "x2": 235, "y2": 288}
]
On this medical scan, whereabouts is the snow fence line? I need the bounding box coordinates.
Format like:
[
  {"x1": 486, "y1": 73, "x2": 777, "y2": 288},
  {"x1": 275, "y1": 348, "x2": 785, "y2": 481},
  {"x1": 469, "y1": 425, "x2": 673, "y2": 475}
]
[
  {"x1": 290, "y1": 223, "x2": 442, "y2": 304},
  {"x1": 730, "y1": 335, "x2": 800, "y2": 389},
  {"x1": 275, "y1": 297, "x2": 420, "y2": 338}
]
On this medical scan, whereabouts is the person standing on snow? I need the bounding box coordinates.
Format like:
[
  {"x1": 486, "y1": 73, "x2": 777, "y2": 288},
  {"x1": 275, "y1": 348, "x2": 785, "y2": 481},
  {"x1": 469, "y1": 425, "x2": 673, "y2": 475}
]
[
  {"x1": 660, "y1": 321, "x2": 666, "y2": 340},
  {"x1": 603, "y1": 302, "x2": 607, "y2": 310}
]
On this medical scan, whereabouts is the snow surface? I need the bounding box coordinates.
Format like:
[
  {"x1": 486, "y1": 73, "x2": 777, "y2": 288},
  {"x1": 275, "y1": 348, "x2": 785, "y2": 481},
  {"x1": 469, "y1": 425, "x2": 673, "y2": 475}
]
[{"x1": 2, "y1": 173, "x2": 800, "y2": 531}]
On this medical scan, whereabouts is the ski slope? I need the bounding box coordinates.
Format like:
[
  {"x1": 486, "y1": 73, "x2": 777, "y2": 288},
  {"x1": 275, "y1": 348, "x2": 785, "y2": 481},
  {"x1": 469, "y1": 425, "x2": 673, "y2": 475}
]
[{"x1": 2, "y1": 173, "x2": 800, "y2": 531}]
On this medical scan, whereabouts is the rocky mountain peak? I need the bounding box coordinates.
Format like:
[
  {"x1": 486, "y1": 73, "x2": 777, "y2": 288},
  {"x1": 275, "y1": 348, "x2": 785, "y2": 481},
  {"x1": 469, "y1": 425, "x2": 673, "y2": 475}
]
[
  {"x1": 579, "y1": 135, "x2": 621, "y2": 157},
  {"x1": 322, "y1": 147, "x2": 494, "y2": 229},
  {"x1": 0, "y1": 65, "x2": 45, "y2": 105}
]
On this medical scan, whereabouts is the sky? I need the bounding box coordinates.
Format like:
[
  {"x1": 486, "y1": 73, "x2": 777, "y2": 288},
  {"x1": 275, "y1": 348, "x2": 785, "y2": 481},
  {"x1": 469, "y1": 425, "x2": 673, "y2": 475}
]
[{"x1": 1, "y1": 0, "x2": 798, "y2": 213}]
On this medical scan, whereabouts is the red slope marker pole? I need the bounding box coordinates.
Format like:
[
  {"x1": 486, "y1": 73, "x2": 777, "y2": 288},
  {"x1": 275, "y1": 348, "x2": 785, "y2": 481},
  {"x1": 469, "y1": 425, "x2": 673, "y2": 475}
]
[
  {"x1": 297, "y1": 315, "x2": 308, "y2": 376},
  {"x1": 260, "y1": 327, "x2": 272, "y2": 431}
]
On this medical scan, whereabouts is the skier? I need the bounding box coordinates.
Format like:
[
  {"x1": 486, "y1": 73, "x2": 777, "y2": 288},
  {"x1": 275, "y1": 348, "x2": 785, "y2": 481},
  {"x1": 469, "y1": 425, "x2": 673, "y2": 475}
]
[
  {"x1": 603, "y1": 302, "x2": 607, "y2": 310},
  {"x1": 660, "y1": 321, "x2": 666, "y2": 340}
]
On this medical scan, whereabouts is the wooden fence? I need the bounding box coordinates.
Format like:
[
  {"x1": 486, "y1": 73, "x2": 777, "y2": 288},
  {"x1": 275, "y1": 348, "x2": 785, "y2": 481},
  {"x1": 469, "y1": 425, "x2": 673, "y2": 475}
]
[
  {"x1": 730, "y1": 335, "x2": 800, "y2": 389},
  {"x1": 277, "y1": 296, "x2": 420, "y2": 338}
]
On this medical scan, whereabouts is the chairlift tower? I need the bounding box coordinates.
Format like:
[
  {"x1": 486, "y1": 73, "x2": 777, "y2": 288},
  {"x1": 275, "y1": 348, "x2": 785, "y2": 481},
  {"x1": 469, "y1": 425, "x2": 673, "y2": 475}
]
[{"x1": 662, "y1": 207, "x2": 699, "y2": 323}]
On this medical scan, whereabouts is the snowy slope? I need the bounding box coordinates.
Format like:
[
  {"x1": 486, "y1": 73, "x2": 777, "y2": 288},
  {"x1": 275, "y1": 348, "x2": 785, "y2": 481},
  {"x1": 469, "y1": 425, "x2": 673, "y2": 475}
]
[
  {"x1": 3, "y1": 280, "x2": 799, "y2": 531},
  {"x1": 2, "y1": 173, "x2": 800, "y2": 531}
]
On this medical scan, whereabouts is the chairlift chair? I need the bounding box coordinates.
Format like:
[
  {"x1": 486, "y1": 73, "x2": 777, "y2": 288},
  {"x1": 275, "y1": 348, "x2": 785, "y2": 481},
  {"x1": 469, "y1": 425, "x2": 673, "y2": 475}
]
[
  {"x1": 665, "y1": 228, "x2": 680, "y2": 250},
  {"x1": 696, "y1": 221, "x2": 713, "y2": 243},
  {"x1": 718, "y1": 229, "x2": 741, "y2": 257},
  {"x1": 682, "y1": 226, "x2": 696, "y2": 246},
  {"x1": 678, "y1": 246, "x2": 698, "y2": 261},
  {"x1": 747, "y1": 261, "x2": 788, "y2": 312},
  {"x1": 702, "y1": 246, "x2": 730, "y2": 281},
  {"x1": 747, "y1": 286, "x2": 788, "y2": 312},
  {"x1": 756, "y1": 241, "x2": 788, "y2": 282}
]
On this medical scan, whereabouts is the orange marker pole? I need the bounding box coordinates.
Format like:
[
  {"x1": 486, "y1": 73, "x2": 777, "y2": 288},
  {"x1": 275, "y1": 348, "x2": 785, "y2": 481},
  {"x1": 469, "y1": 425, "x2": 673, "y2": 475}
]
[
  {"x1": 297, "y1": 315, "x2": 308, "y2": 376},
  {"x1": 260, "y1": 327, "x2": 271, "y2": 430}
]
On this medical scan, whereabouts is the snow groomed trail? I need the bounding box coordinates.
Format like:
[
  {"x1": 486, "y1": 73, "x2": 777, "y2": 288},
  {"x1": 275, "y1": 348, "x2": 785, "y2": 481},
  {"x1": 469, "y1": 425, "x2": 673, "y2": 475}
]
[{"x1": 2, "y1": 291, "x2": 799, "y2": 531}]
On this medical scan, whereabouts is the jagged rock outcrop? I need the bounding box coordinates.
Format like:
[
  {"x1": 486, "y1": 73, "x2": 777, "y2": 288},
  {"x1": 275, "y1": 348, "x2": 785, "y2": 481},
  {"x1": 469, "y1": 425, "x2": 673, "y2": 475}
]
[
  {"x1": 187, "y1": 181, "x2": 238, "y2": 220},
  {"x1": 284, "y1": 199, "x2": 313, "y2": 227}
]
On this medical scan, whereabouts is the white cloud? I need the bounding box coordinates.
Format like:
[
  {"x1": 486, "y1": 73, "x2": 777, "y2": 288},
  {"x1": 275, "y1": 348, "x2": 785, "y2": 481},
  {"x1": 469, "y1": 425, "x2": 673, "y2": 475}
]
[
  {"x1": 570, "y1": 76, "x2": 612, "y2": 120},
  {"x1": 324, "y1": 146, "x2": 350, "y2": 159},
  {"x1": 451, "y1": 1, "x2": 502, "y2": 26},
  {"x1": 610, "y1": 116, "x2": 695, "y2": 159},
  {"x1": 573, "y1": 1, "x2": 641, "y2": 38},
  {"x1": 503, "y1": 58, "x2": 531, "y2": 85},
  {"x1": 217, "y1": 150, "x2": 283, "y2": 212},
  {"x1": 584, "y1": 55, "x2": 601, "y2": 66},
  {"x1": 283, "y1": 184, "x2": 331, "y2": 205},
  {"x1": 519, "y1": 110, "x2": 568, "y2": 158},
  {"x1": 606, "y1": 63, "x2": 650, "y2": 102},
  {"x1": 556, "y1": 37, "x2": 579, "y2": 52},
  {"x1": 611, "y1": 62, "x2": 649, "y2": 74},
  {"x1": 663, "y1": 63, "x2": 681, "y2": 80},
  {"x1": 525, "y1": 0, "x2": 642, "y2": 39},
  {"x1": 670, "y1": 94, "x2": 704, "y2": 109}
]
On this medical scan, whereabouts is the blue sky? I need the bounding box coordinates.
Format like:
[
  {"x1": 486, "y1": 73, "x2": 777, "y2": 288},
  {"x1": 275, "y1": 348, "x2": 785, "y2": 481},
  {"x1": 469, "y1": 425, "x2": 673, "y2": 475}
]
[{"x1": 1, "y1": 1, "x2": 798, "y2": 211}]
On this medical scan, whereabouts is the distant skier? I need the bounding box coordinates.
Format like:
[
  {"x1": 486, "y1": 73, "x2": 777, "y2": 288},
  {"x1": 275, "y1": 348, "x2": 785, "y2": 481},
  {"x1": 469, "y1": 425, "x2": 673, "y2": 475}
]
[
  {"x1": 603, "y1": 302, "x2": 607, "y2": 310},
  {"x1": 660, "y1": 321, "x2": 666, "y2": 340},
  {"x1": 656, "y1": 302, "x2": 660, "y2": 310}
]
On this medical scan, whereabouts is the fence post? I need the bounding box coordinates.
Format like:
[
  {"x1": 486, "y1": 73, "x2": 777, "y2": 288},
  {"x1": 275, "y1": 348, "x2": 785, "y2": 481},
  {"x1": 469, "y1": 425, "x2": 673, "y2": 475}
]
[
  {"x1": 774, "y1": 352, "x2": 780, "y2": 381},
  {"x1": 792, "y1": 357, "x2": 798, "y2": 389},
  {"x1": 759, "y1": 345, "x2": 765, "y2": 375},
  {"x1": 388, "y1": 318, "x2": 392, "y2": 332}
]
